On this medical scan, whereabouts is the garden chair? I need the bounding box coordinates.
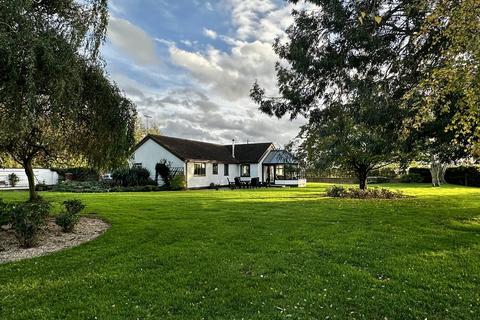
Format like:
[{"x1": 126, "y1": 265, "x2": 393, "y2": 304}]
[
  {"x1": 227, "y1": 177, "x2": 236, "y2": 189},
  {"x1": 234, "y1": 177, "x2": 246, "y2": 189}
]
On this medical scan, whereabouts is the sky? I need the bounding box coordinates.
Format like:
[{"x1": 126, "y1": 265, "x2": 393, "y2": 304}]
[{"x1": 103, "y1": 0, "x2": 307, "y2": 146}]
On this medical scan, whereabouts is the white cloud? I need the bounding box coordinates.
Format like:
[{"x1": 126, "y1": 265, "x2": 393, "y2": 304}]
[
  {"x1": 107, "y1": 17, "x2": 160, "y2": 65},
  {"x1": 169, "y1": 40, "x2": 278, "y2": 101},
  {"x1": 203, "y1": 28, "x2": 218, "y2": 39},
  {"x1": 168, "y1": 0, "x2": 302, "y2": 101},
  {"x1": 205, "y1": 2, "x2": 214, "y2": 11},
  {"x1": 106, "y1": 1, "x2": 311, "y2": 145}
]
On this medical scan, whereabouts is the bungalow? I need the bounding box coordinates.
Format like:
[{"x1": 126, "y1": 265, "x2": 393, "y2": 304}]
[{"x1": 132, "y1": 134, "x2": 306, "y2": 189}]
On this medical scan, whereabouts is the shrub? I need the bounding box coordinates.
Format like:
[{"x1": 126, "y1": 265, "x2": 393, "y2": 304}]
[
  {"x1": 35, "y1": 182, "x2": 51, "y2": 191},
  {"x1": 170, "y1": 174, "x2": 186, "y2": 191},
  {"x1": 52, "y1": 167, "x2": 100, "y2": 182},
  {"x1": 51, "y1": 181, "x2": 166, "y2": 193},
  {"x1": 155, "y1": 160, "x2": 171, "y2": 187},
  {"x1": 112, "y1": 167, "x2": 154, "y2": 187},
  {"x1": 408, "y1": 167, "x2": 431, "y2": 183},
  {"x1": 445, "y1": 166, "x2": 480, "y2": 187},
  {"x1": 0, "y1": 199, "x2": 12, "y2": 226},
  {"x1": 10, "y1": 200, "x2": 51, "y2": 248},
  {"x1": 63, "y1": 200, "x2": 86, "y2": 215},
  {"x1": 326, "y1": 186, "x2": 405, "y2": 199},
  {"x1": 55, "y1": 212, "x2": 78, "y2": 233},
  {"x1": 7, "y1": 173, "x2": 20, "y2": 187},
  {"x1": 52, "y1": 181, "x2": 109, "y2": 193},
  {"x1": 55, "y1": 200, "x2": 85, "y2": 232},
  {"x1": 326, "y1": 185, "x2": 346, "y2": 197},
  {"x1": 400, "y1": 173, "x2": 424, "y2": 183}
]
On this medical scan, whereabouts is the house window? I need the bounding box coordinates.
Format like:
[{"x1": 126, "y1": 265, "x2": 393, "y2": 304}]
[
  {"x1": 194, "y1": 163, "x2": 206, "y2": 176},
  {"x1": 274, "y1": 165, "x2": 298, "y2": 180},
  {"x1": 275, "y1": 165, "x2": 285, "y2": 180},
  {"x1": 212, "y1": 163, "x2": 218, "y2": 175},
  {"x1": 240, "y1": 164, "x2": 250, "y2": 177},
  {"x1": 224, "y1": 164, "x2": 229, "y2": 176}
]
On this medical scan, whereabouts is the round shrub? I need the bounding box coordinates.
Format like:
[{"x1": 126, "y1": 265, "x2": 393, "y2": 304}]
[
  {"x1": 10, "y1": 200, "x2": 51, "y2": 248},
  {"x1": 112, "y1": 167, "x2": 154, "y2": 187},
  {"x1": 326, "y1": 185, "x2": 346, "y2": 197},
  {"x1": 170, "y1": 174, "x2": 186, "y2": 191},
  {"x1": 55, "y1": 200, "x2": 85, "y2": 233}
]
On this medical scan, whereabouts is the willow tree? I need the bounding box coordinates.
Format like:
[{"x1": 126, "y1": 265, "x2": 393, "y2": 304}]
[{"x1": 0, "y1": 1, "x2": 136, "y2": 201}]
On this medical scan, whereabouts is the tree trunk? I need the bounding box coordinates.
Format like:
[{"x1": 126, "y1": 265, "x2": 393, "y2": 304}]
[
  {"x1": 357, "y1": 169, "x2": 368, "y2": 190},
  {"x1": 23, "y1": 159, "x2": 38, "y2": 202},
  {"x1": 430, "y1": 154, "x2": 447, "y2": 187},
  {"x1": 430, "y1": 157, "x2": 439, "y2": 187},
  {"x1": 440, "y1": 164, "x2": 448, "y2": 185}
]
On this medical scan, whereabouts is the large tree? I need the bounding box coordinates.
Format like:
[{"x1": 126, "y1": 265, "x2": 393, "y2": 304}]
[
  {"x1": 296, "y1": 85, "x2": 405, "y2": 190},
  {"x1": 404, "y1": 102, "x2": 472, "y2": 186},
  {"x1": 251, "y1": 0, "x2": 479, "y2": 189},
  {"x1": 0, "y1": 0, "x2": 136, "y2": 201},
  {"x1": 401, "y1": 0, "x2": 480, "y2": 185},
  {"x1": 404, "y1": 0, "x2": 480, "y2": 155},
  {"x1": 251, "y1": 0, "x2": 417, "y2": 189}
]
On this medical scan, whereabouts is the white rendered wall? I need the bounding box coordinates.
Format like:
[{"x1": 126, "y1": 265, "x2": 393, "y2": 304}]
[
  {"x1": 239, "y1": 164, "x2": 259, "y2": 182},
  {"x1": 0, "y1": 168, "x2": 59, "y2": 188},
  {"x1": 241, "y1": 144, "x2": 274, "y2": 183},
  {"x1": 186, "y1": 162, "x2": 239, "y2": 188},
  {"x1": 131, "y1": 139, "x2": 185, "y2": 183}
]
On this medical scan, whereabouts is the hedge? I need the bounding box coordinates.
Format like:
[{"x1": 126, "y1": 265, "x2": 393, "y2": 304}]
[
  {"x1": 408, "y1": 167, "x2": 432, "y2": 183},
  {"x1": 445, "y1": 166, "x2": 480, "y2": 187},
  {"x1": 53, "y1": 167, "x2": 100, "y2": 182}
]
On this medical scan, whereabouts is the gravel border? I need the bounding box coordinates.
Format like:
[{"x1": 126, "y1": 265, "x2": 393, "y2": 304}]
[{"x1": 0, "y1": 217, "x2": 110, "y2": 264}]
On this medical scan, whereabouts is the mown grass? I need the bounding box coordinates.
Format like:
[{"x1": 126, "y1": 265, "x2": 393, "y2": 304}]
[{"x1": 0, "y1": 183, "x2": 479, "y2": 319}]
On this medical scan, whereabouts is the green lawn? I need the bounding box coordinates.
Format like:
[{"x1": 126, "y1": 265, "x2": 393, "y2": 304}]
[{"x1": 0, "y1": 184, "x2": 479, "y2": 319}]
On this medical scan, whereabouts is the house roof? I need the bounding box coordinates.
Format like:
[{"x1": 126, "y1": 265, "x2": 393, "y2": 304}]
[
  {"x1": 262, "y1": 150, "x2": 298, "y2": 164},
  {"x1": 137, "y1": 135, "x2": 273, "y2": 163},
  {"x1": 225, "y1": 143, "x2": 273, "y2": 163}
]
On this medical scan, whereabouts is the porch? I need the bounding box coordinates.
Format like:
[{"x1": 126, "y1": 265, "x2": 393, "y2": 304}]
[{"x1": 262, "y1": 150, "x2": 306, "y2": 187}]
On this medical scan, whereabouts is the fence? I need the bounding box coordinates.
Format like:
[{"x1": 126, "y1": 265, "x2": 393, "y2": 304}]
[{"x1": 307, "y1": 177, "x2": 357, "y2": 184}]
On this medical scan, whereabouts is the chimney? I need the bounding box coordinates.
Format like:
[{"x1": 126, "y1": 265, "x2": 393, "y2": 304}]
[{"x1": 232, "y1": 139, "x2": 235, "y2": 158}]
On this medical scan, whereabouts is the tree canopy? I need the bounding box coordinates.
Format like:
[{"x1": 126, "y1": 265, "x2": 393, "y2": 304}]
[
  {"x1": 403, "y1": 0, "x2": 480, "y2": 155},
  {"x1": 0, "y1": 0, "x2": 136, "y2": 200},
  {"x1": 251, "y1": 0, "x2": 480, "y2": 188}
]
